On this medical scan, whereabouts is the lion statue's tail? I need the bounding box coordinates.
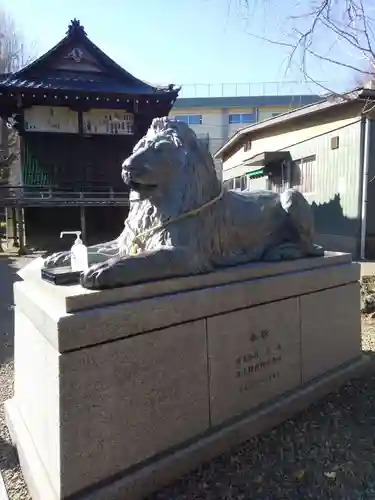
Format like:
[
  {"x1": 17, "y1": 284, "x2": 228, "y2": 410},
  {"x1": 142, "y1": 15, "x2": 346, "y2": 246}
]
[{"x1": 280, "y1": 188, "x2": 324, "y2": 257}]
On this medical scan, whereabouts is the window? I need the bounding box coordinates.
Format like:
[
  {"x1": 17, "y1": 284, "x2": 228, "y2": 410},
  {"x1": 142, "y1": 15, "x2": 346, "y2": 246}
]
[
  {"x1": 224, "y1": 175, "x2": 248, "y2": 191},
  {"x1": 292, "y1": 155, "x2": 316, "y2": 194},
  {"x1": 272, "y1": 112, "x2": 281, "y2": 117},
  {"x1": 270, "y1": 161, "x2": 291, "y2": 193},
  {"x1": 224, "y1": 175, "x2": 249, "y2": 191},
  {"x1": 229, "y1": 113, "x2": 256, "y2": 125},
  {"x1": 331, "y1": 136, "x2": 339, "y2": 150},
  {"x1": 177, "y1": 115, "x2": 202, "y2": 125}
]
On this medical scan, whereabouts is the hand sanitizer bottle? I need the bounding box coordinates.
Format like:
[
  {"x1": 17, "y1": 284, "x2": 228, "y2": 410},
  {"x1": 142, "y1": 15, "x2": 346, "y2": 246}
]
[{"x1": 60, "y1": 231, "x2": 89, "y2": 272}]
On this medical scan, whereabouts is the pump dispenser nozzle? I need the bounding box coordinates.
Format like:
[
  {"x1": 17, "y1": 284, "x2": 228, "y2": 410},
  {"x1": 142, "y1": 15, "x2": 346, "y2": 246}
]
[{"x1": 60, "y1": 231, "x2": 82, "y2": 243}]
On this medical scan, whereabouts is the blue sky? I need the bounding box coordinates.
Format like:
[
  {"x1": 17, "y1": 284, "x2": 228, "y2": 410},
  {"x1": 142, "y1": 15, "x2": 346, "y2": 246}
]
[{"x1": 3, "y1": 0, "x2": 357, "y2": 96}]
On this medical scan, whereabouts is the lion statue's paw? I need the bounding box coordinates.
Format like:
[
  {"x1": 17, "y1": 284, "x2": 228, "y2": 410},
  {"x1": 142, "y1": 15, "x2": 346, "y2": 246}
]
[
  {"x1": 80, "y1": 259, "x2": 117, "y2": 290},
  {"x1": 43, "y1": 251, "x2": 71, "y2": 269}
]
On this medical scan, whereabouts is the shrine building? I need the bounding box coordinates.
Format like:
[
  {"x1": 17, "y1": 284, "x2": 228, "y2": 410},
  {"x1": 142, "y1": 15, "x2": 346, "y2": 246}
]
[{"x1": 0, "y1": 19, "x2": 178, "y2": 251}]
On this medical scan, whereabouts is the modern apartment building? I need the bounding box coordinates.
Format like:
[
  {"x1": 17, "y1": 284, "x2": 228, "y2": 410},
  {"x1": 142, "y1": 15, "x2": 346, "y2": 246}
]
[{"x1": 170, "y1": 92, "x2": 321, "y2": 179}]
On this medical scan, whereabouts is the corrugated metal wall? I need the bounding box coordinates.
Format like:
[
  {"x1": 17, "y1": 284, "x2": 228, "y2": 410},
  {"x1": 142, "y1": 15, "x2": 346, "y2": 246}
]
[
  {"x1": 362, "y1": 118, "x2": 375, "y2": 257},
  {"x1": 279, "y1": 120, "x2": 363, "y2": 255},
  {"x1": 364, "y1": 119, "x2": 375, "y2": 234},
  {"x1": 284, "y1": 122, "x2": 361, "y2": 214}
]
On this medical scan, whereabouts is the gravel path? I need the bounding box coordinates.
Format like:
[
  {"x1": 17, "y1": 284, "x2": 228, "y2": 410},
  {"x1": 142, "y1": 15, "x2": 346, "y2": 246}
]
[
  {"x1": 0, "y1": 255, "x2": 31, "y2": 500},
  {"x1": 152, "y1": 327, "x2": 375, "y2": 500},
  {"x1": 1, "y1": 255, "x2": 375, "y2": 500}
]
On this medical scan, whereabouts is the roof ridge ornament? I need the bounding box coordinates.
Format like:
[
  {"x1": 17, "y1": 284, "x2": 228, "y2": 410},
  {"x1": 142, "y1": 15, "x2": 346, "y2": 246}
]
[{"x1": 67, "y1": 19, "x2": 87, "y2": 37}]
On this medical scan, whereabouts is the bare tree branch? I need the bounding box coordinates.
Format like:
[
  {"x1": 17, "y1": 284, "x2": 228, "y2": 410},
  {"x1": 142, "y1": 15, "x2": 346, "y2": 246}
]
[
  {"x1": 0, "y1": 7, "x2": 35, "y2": 185},
  {"x1": 241, "y1": 0, "x2": 375, "y2": 96}
]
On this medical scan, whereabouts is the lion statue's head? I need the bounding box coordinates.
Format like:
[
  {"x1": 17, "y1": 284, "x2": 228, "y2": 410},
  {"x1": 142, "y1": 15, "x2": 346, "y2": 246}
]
[{"x1": 122, "y1": 117, "x2": 221, "y2": 213}]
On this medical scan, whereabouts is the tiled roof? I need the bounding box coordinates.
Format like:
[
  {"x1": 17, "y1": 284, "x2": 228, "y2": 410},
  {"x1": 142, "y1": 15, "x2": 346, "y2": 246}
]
[
  {"x1": 0, "y1": 72, "x2": 174, "y2": 96},
  {"x1": 0, "y1": 20, "x2": 178, "y2": 98}
]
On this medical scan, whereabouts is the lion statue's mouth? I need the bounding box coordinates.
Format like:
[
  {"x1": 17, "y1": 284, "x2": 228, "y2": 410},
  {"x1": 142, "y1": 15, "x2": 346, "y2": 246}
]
[
  {"x1": 122, "y1": 169, "x2": 157, "y2": 193},
  {"x1": 127, "y1": 179, "x2": 157, "y2": 192}
]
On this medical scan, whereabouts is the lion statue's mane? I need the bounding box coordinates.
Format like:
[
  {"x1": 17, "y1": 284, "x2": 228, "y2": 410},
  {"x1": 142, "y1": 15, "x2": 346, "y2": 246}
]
[{"x1": 44, "y1": 117, "x2": 323, "y2": 289}]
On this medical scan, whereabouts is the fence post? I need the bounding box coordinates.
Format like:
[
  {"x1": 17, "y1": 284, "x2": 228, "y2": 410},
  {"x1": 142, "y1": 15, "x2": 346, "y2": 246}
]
[
  {"x1": 17, "y1": 207, "x2": 26, "y2": 255},
  {"x1": 80, "y1": 206, "x2": 87, "y2": 243},
  {"x1": 12, "y1": 207, "x2": 18, "y2": 247}
]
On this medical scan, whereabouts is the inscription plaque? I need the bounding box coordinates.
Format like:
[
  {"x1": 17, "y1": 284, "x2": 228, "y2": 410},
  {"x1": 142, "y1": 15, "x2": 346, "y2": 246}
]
[
  {"x1": 82, "y1": 109, "x2": 134, "y2": 135},
  {"x1": 24, "y1": 106, "x2": 78, "y2": 133},
  {"x1": 207, "y1": 298, "x2": 302, "y2": 426}
]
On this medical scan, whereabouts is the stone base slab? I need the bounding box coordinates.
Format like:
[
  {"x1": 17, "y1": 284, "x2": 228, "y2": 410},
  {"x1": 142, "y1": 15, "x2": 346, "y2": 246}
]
[
  {"x1": 6, "y1": 252, "x2": 363, "y2": 499},
  {"x1": 6, "y1": 356, "x2": 371, "y2": 500}
]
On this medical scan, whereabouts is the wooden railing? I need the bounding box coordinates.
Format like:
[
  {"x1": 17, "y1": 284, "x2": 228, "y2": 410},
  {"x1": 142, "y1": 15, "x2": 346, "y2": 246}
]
[{"x1": 0, "y1": 185, "x2": 130, "y2": 207}]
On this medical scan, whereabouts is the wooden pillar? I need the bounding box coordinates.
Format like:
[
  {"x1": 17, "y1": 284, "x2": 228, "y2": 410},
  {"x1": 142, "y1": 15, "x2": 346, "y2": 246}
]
[
  {"x1": 5, "y1": 206, "x2": 9, "y2": 243},
  {"x1": 17, "y1": 207, "x2": 26, "y2": 255},
  {"x1": 3, "y1": 206, "x2": 12, "y2": 249},
  {"x1": 0, "y1": 208, "x2": 3, "y2": 252},
  {"x1": 80, "y1": 206, "x2": 87, "y2": 244},
  {"x1": 12, "y1": 207, "x2": 18, "y2": 247}
]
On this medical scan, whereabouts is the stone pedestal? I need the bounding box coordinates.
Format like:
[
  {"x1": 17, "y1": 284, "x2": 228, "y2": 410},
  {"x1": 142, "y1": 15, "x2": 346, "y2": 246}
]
[{"x1": 5, "y1": 252, "x2": 367, "y2": 500}]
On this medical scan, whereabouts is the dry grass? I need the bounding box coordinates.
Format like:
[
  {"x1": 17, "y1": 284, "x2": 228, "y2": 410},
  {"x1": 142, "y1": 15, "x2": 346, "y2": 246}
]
[{"x1": 1, "y1": 257, "x2": 375, "y2": 500}]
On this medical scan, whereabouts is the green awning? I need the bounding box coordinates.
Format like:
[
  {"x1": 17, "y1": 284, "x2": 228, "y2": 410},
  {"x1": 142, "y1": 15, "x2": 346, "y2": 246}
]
[
  {"x1": 244, "y1": 151, "x2": 292, "y2": 170},
  {"x1": 247, "y1": 168, "x2": 264, "y2": 178}
]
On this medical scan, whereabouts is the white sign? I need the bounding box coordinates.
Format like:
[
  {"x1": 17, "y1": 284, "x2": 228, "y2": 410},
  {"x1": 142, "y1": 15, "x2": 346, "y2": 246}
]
[
  {"x1": 24, "y1": 106, "x2": 79, "y2": 133},
  {"x1": 82, "y1": 109, "x2": 134, "y2": 135}
]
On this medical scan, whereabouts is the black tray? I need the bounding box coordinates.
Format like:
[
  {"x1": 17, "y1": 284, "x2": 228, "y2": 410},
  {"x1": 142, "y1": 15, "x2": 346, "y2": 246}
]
[{"x1": 41, "y1": 267, "x2": 82, "y2": 286}]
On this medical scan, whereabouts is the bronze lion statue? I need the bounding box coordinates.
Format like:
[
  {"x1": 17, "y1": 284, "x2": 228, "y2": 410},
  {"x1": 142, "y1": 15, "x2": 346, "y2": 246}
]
[{"x1": 44, "y1": 117, "x2": 323, "y2": 289}]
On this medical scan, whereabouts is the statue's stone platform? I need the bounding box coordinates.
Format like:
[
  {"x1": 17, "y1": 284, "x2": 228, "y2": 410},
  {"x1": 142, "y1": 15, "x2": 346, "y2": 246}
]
[{"x1": 5, "y1": 252, "x2": 368, "y2": 500}]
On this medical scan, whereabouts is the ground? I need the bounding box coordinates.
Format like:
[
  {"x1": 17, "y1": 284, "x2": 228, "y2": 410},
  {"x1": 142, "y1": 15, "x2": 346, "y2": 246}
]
[{"x1": 1, "y1": 255, "x2": 375, "y2": 500}]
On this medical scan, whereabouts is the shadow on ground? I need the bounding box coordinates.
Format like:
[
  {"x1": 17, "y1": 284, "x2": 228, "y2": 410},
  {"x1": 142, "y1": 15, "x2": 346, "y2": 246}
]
[
  {"x1": 0, "y1": 255, "x2": 29, "y2": 480},
  {"x1": 0, "y1": 433, "x2": 18, "y2": 473},
  {"x1": 0, "y1": 256, "x2": 23, "y2": 367},
  {"x1": 151, "y1": 367, "x2": 375, "y2": 500}
]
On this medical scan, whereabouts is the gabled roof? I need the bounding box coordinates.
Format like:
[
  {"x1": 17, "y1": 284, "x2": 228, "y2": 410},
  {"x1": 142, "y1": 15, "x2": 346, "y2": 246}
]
[
  {"x1": 214, "y1": 87, "x2": 375, "y2": 159},
  {"x1": 0, "y1": 19, "x2": 178, "y2": 97}
]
